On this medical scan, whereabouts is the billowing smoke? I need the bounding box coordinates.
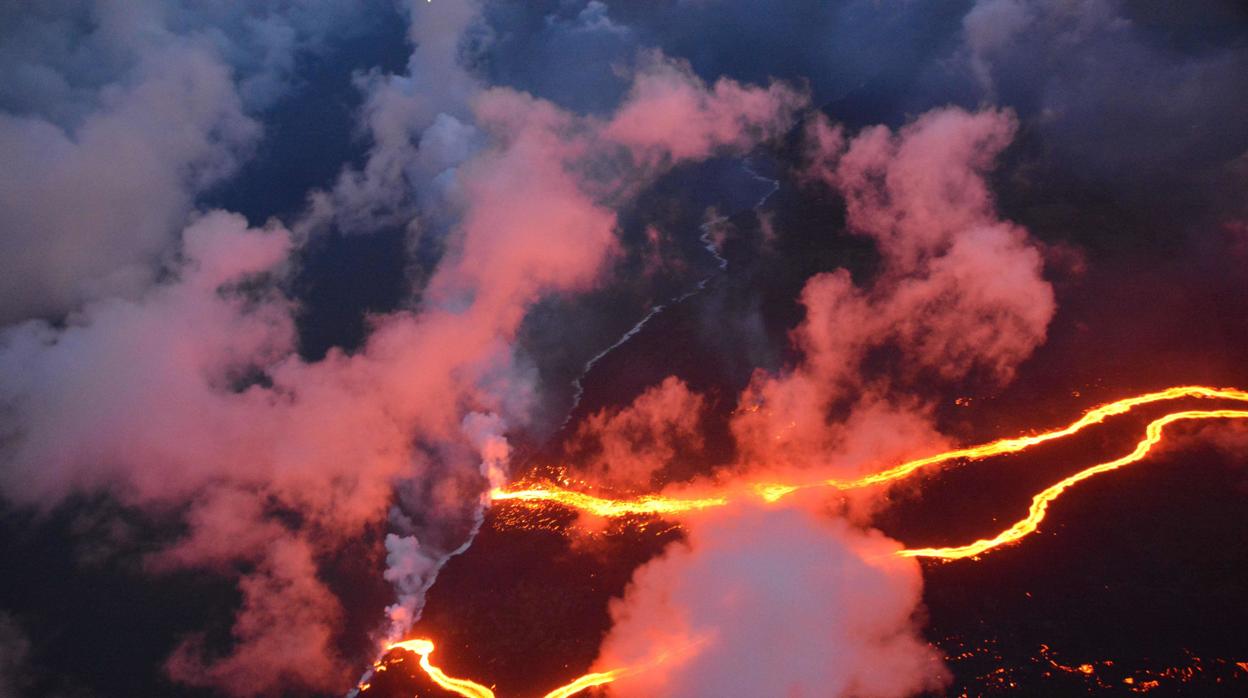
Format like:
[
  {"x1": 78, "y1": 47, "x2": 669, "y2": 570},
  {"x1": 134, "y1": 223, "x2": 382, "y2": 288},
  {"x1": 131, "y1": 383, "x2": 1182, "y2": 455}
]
[
  {"x1": 590, "y1": 104, "x2": 1055, "y2": 695},
  {"x1": 306, "y1": 0, "x2": 485, "y2": 235},
  {"x1": 0, "y1": 1, "x2": 378, "y2": 324},
  {"x1": 567, "y1": 376, "x2": 705, "y2": 491},
  {"x1": 732, "y1": 105, "x2": 1053, "y2": 480},
  {"x1": 381, "y1": 412, "x2": 511, "y2": 643},
  {"x1": 481, "y1": 0, "x2": 1248, "y2": 228},
  {"x1": 4, "y1": 2, "x2": 1245, "y2": 697},
  {"x1": 595, "y1": 505, "x2": 947, "y2": 697},
  {"x1": 0, "y1": 2, "x2": 806, "y2": 695}
]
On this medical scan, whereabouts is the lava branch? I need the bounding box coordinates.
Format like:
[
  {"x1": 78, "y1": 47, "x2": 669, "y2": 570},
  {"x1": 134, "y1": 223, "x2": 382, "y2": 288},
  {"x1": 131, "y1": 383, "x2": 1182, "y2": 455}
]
[
  {"x1": 387, "y1": 639, "x2": 494, "y2": 698},
  {"x1": 385, "y1": 639, "x2": 626, "y2": 698},
  {"x1": 488, "y1": 385, "x2": 1248, "y2": 559},
  {"x1": 376, "y1": 392, "x2": 1248, "y2": 695},
  {"x1": 489, "y1": 486, "x2": 729, "y2": 517},
  {"x1": 491, "y1": 385, "x2": 1248, "y2": 512},
  {"x1": 539, "y1": 670, "x2": 626, "y2": 698},
  {"x1": 899, "y1": 408, "x2": 1248, "y2": 560}
]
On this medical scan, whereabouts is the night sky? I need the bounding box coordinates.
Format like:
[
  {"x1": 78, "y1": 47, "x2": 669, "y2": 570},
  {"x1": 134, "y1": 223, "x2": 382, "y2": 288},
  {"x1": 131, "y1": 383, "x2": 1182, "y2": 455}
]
[{"x1": 2, "y1": 2, "x2": 1247, "y2": 697}]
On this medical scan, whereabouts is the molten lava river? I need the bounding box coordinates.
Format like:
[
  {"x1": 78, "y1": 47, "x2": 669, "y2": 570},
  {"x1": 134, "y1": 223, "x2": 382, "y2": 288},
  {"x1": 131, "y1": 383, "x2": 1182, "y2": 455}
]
[{"x1": 357, "y1": 386, "x2": 1248, "y2": 696}]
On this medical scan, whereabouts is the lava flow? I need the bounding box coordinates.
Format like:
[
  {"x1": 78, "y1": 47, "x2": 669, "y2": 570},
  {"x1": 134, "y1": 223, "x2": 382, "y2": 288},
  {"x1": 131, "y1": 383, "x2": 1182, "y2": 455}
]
[
  {"x1": 385, "y1": 639, "x2": 494, "y2": 698},
  {"x1": 490, "y1": 486, "x2": 728, "y2": 517},
  {"x1": 373, "y1": 388, "x2": 1248, "y2": 696},
  {"x1": 383, "y1": 639, "x2": 622, "y2": 698},
  {"x1": 900, "y1": 408, "x2": 1248, "y2": 559},
  {"x1": 538, "y1": 670, "x2": 625, "y2": 698},
  {"x1": 490, "y1": 386, "x2": 1248, "y2": 560}
]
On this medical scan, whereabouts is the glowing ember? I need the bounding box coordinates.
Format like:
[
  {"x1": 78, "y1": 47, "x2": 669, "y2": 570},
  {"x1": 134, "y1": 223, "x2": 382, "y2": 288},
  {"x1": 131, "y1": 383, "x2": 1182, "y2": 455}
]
[{"x1": 941, "y1": 637, "x2": 1248, "y2": 694}]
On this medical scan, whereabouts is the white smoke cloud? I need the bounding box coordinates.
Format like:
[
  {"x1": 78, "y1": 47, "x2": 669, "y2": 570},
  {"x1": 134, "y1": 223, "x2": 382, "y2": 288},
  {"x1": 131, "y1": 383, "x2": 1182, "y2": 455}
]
[
  {"x1": 0, "y1": 1, "x2": 383, "y2": 325},
  {"x1": 595, "y1": 505, "x2": 948, "y2": 697},
  {"x1": 305, "y1": 0, "x2": 487, "y2": 236},
  {"x1": 382, "y1": 412, "x2": 512, "y2": 644}
]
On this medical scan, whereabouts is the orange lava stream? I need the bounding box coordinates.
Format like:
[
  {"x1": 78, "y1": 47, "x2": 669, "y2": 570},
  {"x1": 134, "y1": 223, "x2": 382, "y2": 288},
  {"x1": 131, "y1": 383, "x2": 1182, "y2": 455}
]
[
  {"x1": 385, "y1": 639, "x2": 621, "y2": 698},
  {"x1": 489, "y1": 486, "x2": 728, "y2": 517},
  {"x1": 491, "y1": 385, "x2": 1248, "y2": 518},
  {"x1": 825, "y1": 386, "x2": 1246, "y2": 489},
  {"x1": 539, "y1": 669, "x2": 624, "y2": 698},
  {"x1": 382, "y1": 392, "x2": 1248, "y2": 695},
  {"x1": 387, "y1": 639, "x2": 495, "y2": 698},
  {"x1": 899, "y1": 408, "x2": 1248, "y2": 559}
]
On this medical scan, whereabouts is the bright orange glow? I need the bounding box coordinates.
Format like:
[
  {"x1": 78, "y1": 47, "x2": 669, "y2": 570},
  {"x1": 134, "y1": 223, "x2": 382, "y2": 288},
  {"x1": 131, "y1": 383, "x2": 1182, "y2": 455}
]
[
  {"x1": 828, "y1": 386, "x2": 1246, "y2": 489},
  {"x1": 491, "y1": 385, "x2": 1248, "y2": 523},
  {"x1": 540, "y1": 669, "x2": 624, "y2": 698},
  {"x1": 900, "y1": 409, "x2": 1248, "y2": 559},
  {"x1": 752, "y1": 482, "x2": 800, "y2": 502},
  {"x1": 383, "y1": 389, "x2": 1248, "y2": 696},
  {"x1": 489, "y1": 485, "x2": 729, "y2": 517},
  {"x1": 386, "y1": 639, "x2": 495, "y2": 698},
  {"x1": 386, "y1": 638, "x2": 624, "y2": 698}
]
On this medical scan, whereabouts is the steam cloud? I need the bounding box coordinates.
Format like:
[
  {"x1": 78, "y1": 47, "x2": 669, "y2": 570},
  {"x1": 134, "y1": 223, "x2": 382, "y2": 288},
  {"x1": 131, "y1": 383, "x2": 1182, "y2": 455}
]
[
  {"x1": 0, "y1": 1, "x2": 805, "y2": 694},
  {"x1": 596, "y1": 506, "x2": 947, "y2": 697},
  {"x1": 732, "y1": 106, "x2": 1053, "y2": 481},
  {"x1": 2, "y1": 1, "x2": 1245, "y2": 697},
  {"x1": 568, "y1": 376, "x2": 705, "y2": 491},
  {"x1": 0, "y1": 1, "x2": 375, "y2": 324},
  {"x1": 591, "y1": 105, "x2": 1054, "y2": 695}
]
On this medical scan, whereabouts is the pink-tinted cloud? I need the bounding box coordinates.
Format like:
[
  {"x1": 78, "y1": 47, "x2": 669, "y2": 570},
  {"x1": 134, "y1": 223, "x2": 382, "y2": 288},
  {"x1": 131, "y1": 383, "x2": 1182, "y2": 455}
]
[
  {"x1": 594, "y1": 505, "x2": 948, "y2": 697},
  {"x1": 0, "y1": 42, "x2": 257, "y2": 324},
  {"x1": 0, "y1": 36, "x2": 808, "y2": 694},
  {"x1": 587, "y1": 106, "x2": 1056, "y2": 698},
  {"x1": 166, "y1": 538, "x2": 346, "y2": 698},
  {"x1": 0, "y1": 1, "x2": 376, "y2": 324},
  {"x1": 567, "y1": 376, "x2": 705, "y2": 490},
  {"x1": 731, "y1": 106, "x2": 1053, "y2": 476},
  {"x1": 605, "y1": 51, "x2": 807, "y2": 165}
]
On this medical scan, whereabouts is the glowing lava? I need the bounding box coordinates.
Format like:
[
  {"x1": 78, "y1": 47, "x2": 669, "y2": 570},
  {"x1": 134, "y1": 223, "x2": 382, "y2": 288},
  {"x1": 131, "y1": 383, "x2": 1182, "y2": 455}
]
[
  {"x1": 386, "y1": 639, "x2": 494, "y2": 698},
  {"x1": 490, "y1": 486, "x2": 728, "y2": 517},
  {"x1": 385, "y1": 638, "x2": 622, "y2": 698},
  {"x1": 379, "y1": 387, "x2": 1248, "y2": 696},
  {"x1": 486, "y1": 384, "x2": 1248, "y2": 531},
  {"x1": 539, "y1": 670, "x2": 625, "y2": 698},
  {"x1": 825, "y1": 385, "x2": 1248, "y2": 490},
  {"x1": 898, "y1": 408, "x2": 1248, "y2": 559}
]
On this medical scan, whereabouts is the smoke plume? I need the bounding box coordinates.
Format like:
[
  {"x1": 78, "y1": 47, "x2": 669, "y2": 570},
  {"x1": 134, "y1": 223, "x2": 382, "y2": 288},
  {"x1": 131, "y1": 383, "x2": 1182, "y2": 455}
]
[
  {"x1": 7, "y1": 2, "x2": 1243, "y2": 697},
  {"x1": 0, "y1": 2, "x2": 806, "y2": 693},
  {"x1": 595, "y1": 505, "x2": 947, "y2": 697},
  {"x1": 592, "y1": 104, "x2": 1055, "y2": 697}
]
